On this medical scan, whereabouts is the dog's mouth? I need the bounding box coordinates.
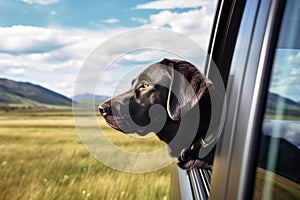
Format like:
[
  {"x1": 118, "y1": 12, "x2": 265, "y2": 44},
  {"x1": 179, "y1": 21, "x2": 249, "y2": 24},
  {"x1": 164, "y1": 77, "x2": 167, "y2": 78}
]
[
  {"x1": 102, "y1": 113, "x2": 135, "y2": 133},
  {"x1": 99, "y1": 103, "x2": 153, "y2": 135},
  {"x1": 102, "y1": 113, "x2": 151, "y2": 136},
  {"x1": 102, "y1": 114, "x2": 124, "y2": 132}
]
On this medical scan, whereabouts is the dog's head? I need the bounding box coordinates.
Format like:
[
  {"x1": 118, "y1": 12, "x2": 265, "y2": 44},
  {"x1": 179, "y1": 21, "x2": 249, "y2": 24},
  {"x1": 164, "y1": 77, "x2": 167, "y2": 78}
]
[{"x1": 99, "y1": 58, "x2": 212, "y2": 146}]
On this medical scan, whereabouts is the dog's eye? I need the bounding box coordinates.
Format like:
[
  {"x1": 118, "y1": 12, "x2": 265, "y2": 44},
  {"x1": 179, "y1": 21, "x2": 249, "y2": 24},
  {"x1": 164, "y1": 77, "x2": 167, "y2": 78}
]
[
  {"x1": 142, "y1": 83, "x2": 150, "y2": 88},
  {"x1": 139, "y1": 83, "x2": 150, "y2": 90}
]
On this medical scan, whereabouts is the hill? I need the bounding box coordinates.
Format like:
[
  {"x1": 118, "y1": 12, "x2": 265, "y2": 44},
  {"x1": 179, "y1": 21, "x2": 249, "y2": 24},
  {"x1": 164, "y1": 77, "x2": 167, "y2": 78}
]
[
  {"x1": 0, "y1": 78, "x2": 72, "y2": 108},
  {"x1": 72, "y1": 93, "x2": 110, "y2": 108},
  {"x1": 72, "y1": 93, "x2": 110, "y2": 101},
  {"x1": 266, "y1": 93, "x2": 300, "y2": 118},
  {"x1": 258, "y1": 134, "x2": 300, "y2": 183}
]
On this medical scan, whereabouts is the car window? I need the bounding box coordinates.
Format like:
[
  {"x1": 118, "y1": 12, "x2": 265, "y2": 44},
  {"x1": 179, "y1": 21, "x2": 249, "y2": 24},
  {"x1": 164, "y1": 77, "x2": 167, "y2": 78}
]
[{"x1": 253, "y1": 0, "x2": 300, "y2": 199}]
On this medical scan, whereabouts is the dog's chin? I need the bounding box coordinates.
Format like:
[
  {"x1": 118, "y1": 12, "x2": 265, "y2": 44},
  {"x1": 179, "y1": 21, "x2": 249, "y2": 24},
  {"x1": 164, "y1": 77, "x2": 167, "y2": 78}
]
[
  {"x1": 108, "y1": 124, "x2": 148, "y2": 136},
  {"x1": 103, "y1": 115, "x2": 122, "y2": 132},
  {"x1": 106, "y1": 122, "x2": 123, "y2": 132},
  {"x1": 103, "y1": 115, "x2": 133, "y2": 133},
  {"x1": 116, "y1": 124, "x2": 150, "y2": 136},
  {"x1": 104, "y1": 117, "x2": 152, "y2": 137}
]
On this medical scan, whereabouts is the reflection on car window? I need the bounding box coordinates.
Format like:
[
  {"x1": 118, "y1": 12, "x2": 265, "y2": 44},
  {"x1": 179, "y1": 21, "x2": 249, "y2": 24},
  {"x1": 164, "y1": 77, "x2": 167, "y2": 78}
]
[{"x1": 254, "y1": 0, "x2": 300, "y2": 199}]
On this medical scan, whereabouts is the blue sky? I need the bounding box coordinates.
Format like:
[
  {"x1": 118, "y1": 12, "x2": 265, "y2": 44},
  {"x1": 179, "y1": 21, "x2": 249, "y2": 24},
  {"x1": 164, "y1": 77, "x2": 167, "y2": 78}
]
[
  {"x1": 270, "y1": 49, "x2": 300, "y2": 102},
  {"x1": 0, "y1": 0, "x2": 217, "y2": 97},
  {"x1": 0, "y1": 0, "x2": 158, "y2": 28}
]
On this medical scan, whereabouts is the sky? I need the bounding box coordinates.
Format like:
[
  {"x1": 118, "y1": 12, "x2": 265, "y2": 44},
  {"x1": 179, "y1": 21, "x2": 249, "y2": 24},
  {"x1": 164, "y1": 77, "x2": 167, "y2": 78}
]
[
  {"x1": 0, "y1": 0, "x2": 299, "y2": 103},
  {"x1": 270, "y1": 49, "x2": 300, "y2": 102},
  {"x1": 0, "y1": 0, "x2": 217, "y2": 97}
]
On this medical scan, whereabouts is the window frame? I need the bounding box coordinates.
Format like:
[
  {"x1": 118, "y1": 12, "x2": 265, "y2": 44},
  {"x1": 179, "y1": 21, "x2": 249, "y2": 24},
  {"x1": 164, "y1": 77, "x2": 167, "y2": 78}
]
[
  {"x1": 208, "y1": 0, "x2": 286, "y2": 199},
  {"x1": 172, "y1": 0, "x2": 287, "y2": 199},
  {"x1": 171, "y1": 0, "x2": 248, "y2": 198}
]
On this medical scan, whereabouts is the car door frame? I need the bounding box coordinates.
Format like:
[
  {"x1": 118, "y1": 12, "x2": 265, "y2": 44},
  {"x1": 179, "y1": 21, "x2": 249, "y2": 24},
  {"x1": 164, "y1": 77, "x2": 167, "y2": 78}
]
[
  {"x1": 171, "y1": 0, "x2": 287, "y2": 199},
  {"x1": 208, "y1": 0, "x2": 286, "y2": 199}
]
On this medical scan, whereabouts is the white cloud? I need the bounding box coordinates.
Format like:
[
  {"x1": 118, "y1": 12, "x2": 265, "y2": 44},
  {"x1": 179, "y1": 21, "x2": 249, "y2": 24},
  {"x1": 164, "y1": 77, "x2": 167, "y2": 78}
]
[
  {"x1": 19, "y1": 0, "x2": 59, "y2": 5},
  {"x1": 4, "y1": 68, "x2": 25, "y2": 76},
  {"x1": 137, "y1": 0, "x2": 217, "y2": 47},
  {"x1": 0, "y1": 25, "x2": 129, "y2": 96},
  {"x1": 76, "y1": 28, "x2": 210, "y2": 97},
  {"x1": 135, "y1": 0, "x2": 210, "y2": 10},
  {"x1": 102, "y1": 18, "x2": 119, "y2": 24},
  {"x1": 131, "y1": 17, "x2": 148, "y2": 24},
  {"x1": 270, "y1": 50, "x2": 300, "y2": 101},
  {"x1": 0, "y1": 25, "x2": 129, "y2": 68},
  {"x1": 288, "y1": 51, "x2": 300, "y2": 64},
  {"x1": 0, "y1": 25, "x2": 79, "y2": 54},
  {"x1": 144, "y1": 6, "x2": 216, "y2": 48}
]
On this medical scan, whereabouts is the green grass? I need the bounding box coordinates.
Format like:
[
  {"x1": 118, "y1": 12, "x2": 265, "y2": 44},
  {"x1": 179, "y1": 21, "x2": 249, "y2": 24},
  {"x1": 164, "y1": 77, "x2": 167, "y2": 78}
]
[{"x1": 0, "y1": 109, "x2": 171, "y2": 200}]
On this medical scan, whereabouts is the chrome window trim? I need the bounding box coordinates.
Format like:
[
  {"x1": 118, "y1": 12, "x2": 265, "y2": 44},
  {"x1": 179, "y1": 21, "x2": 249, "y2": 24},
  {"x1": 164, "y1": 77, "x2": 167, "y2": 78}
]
[
  {"x1": 175, "y1": 167, "x2": 212, "y2": 200},
  {"x1": 188, "y1": 168, "x2": 212, "y2": 200},
  {"x1": 210, "y1": 0, "x2": 262, "y2": 197},
  {"x1": 174, "y1": 0, "x2": 248, "y2": 199},
  {"x1": 205, "y1": 0, "x2": 225, "y2": 75},
  {"x1": 236, "y1": 0, "x2": 284, "y2": 198},
  {"x1": 177, "y1": 168, "x2": 194, "y2": 200}
]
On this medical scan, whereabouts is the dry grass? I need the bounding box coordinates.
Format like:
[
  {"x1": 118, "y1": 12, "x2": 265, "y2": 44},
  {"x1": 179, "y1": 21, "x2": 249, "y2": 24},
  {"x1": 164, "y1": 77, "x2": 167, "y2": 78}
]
[
  {"x1": 253, "y1": 167, "x2": 300, "y2": 200},
  {"x1": 0, "y1": 109, "x2": 171, "y2": 200}
]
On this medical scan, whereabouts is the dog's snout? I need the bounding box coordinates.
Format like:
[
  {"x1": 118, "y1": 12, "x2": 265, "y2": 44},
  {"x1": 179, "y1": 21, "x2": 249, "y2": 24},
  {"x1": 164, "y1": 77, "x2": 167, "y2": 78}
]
[{"x1": 99, "y1": 102, "x2": 112, "y2": 117}]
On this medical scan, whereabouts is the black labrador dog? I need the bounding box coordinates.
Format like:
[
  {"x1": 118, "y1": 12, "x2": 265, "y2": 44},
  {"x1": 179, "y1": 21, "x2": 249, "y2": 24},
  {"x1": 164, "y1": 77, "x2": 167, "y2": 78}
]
[{"x1": 99, "y1": 58, "x2": 217, "y2": 169}]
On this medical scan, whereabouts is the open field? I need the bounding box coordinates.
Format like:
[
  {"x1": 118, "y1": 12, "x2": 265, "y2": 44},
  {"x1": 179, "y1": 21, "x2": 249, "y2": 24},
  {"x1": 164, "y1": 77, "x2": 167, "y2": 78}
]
[
  {"x1": 0, "y1": 109, "x2": 171, "y2": 200},
  {"x1": 254, "y1": 167, "x2": 300, "y2": 200}
]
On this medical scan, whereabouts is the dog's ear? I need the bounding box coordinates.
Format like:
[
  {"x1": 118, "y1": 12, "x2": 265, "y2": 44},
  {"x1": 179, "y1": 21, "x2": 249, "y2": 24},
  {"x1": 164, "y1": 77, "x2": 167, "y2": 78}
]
[{"x1": 160, "y1": 58, "x2": 212, "y2": 121}]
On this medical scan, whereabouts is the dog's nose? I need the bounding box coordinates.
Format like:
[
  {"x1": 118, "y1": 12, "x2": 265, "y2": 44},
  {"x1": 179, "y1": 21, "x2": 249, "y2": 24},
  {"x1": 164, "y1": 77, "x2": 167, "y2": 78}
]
[{"x1": 99, "y1": 102, "x2": 112, "y2": 117}]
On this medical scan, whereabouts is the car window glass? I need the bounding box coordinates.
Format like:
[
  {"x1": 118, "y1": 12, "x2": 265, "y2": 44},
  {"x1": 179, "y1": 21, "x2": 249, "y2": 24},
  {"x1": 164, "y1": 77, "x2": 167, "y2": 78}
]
[{"x1": 253, "y1": 0, "x2": 300, "y2": 199}]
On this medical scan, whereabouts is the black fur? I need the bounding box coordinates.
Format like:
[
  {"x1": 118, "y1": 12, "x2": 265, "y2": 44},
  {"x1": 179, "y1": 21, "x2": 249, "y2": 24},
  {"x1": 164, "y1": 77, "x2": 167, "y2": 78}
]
[{"x1": 99, "y1": 58, "x2": 213, "y2": 159}]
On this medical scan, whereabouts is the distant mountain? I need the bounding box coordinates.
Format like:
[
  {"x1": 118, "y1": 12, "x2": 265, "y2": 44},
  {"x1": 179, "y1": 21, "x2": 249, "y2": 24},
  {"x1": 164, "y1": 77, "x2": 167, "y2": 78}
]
[
  {"x1": 72, "y1": 93, "x2": 110, "y2": 108},
  {"x1": 266, "y1": 93, "x2": 300, "y2": 117},
  {"x1": 0, "y1": 78, "x2": 72, "y2": 108},
  {"x1": 258, "y1": 134, "x2": 300, "y2": 183},
  {"x1": 263, "y1": 119, "x2": 300, "y2": 148},
  {"x1": 72, "y1": 93, "x2": 110, "y2": 101}
]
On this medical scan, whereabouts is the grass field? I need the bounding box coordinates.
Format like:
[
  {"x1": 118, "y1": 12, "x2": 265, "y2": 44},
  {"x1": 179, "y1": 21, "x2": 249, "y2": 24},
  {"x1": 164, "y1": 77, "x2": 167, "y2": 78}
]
[
  {"x1": 254, "y1": 167, "x2": 300, "y2": 200},
  {"x1": 0, "y1": 109, "x2": 171, "y2": 200}
]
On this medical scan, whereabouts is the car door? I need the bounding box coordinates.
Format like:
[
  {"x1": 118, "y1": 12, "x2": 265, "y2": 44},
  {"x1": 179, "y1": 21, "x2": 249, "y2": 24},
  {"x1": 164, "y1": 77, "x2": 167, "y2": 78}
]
[
  {"x1": 210, "y1": 0, "x2": 300, "y2": 199},
  {"x1": 172, "y1": 0, "x2": 300, "y2": 199}
]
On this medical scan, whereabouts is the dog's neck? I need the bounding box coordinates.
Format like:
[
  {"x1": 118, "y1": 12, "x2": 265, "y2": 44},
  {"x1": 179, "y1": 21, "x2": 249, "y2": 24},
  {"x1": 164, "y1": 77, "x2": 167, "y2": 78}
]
[
  {"x1": 156, "y1": 93, "x2": 212, "y2": 158},
  {"x1": 156, "y1": 118, "x2": 179, "y2": 144}
]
